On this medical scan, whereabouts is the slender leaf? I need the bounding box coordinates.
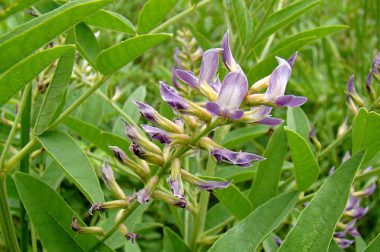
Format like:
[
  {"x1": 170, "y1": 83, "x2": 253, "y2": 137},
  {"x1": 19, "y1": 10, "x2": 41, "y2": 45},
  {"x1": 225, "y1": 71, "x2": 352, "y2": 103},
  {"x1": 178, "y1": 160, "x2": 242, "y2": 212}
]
[
  {"x1": 208, "y1": 191, "x2": 298, "y2": 252},
  {"x1": 163, "y1": 227, "x2": 191, "y2": 252},
  {"x1": 137, "y1": 0, "x2": 178, "y2": 33},
  {"x1": 364, "y1": 233, "x2": 380, "y2": 252},
  {"x1": 285, "y1": 128, "x2": 319, "y2": 191},
  {"x1": 13, "y1": 173, "x2": 113, "y2": 252},
  {"x1": 352, "y1": 108, "x2": 380, "y2": 166},
  {"x1": 226, "y1": 0, "x2": 249, "y2": 43},
  {"x1": 34, "y1": 32, "x2": 76, "y2": 135},
  {"x1": 278, "y1": 151, "x2": 365, "y2": 252},
  {"x1": 96, "y1": 33, "x2": 172, "y2": 74},
  {"x1": 75, "y1": 22, "x2": 100, "y2": 66},
  {"x1": 85, "y1": 9, "x2": 135, "y2": 33},
  {"x1": 0, "y1": 45, "x2": 74, "y2": 106},
  {"x1": 0, "y1": 0, "x2": 112, "y2": 73},
  {"x1": 79, "y1": 93, "x2": 104, "y2": 126},
  {"x1": 255, "y1": 0, "x2": 321, "y2": 44},
  {"x1": 248, "y1": 126, "x2": 287, "y2": 207},
  {"x1": 40, "y1": 160, "x2": 66, "y2": 190},
  {"x1": 37, "y1": 131, "x2": 104, "y2": 203}
]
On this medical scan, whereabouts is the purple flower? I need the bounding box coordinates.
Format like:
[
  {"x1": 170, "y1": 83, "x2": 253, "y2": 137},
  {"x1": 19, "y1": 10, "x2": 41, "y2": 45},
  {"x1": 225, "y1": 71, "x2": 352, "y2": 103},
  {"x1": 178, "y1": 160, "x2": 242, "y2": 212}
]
[
  {"x1": 160, "y1": 81, "x2": 189, "y2": 111},
  {"x1": 134, "y1": 101, "x2": 158, "y2": 124},
  {"x1": 241, "y1": 106, "x2": 282, "y2": 125},
  {"x1": 221, "y1": 30, "x2": 241, "y2": 72},
  {"x1": 194, "y1": 180, "x2": 232, "y2": 192},
  {"x1": 136, "y1": 188, "x2": 150, "y2": 204},
  {"x1": 205, "y1": 71, "x2": 248, "y2": 120},
  {"x1": 265, "y1": 56, "x2": 307, "y2": 107},
  {"x1": 199, "y1": 48, "x2": 221, "y2": 84},
  {"x1": 362, "y1": 183, "x2": 376, "y2": 196},
  {"x1": 210, "y1": 148, "x2": 264, "y2": 167},
  {"x1": 126, "y1": 232, "x2": 140, "y2": 244},
  {"x1": 334, "y1": 237, "x2": 354, "y2": 249},
  {"x1": 141, "y1": 124, "x2": 171, "y2": 144},
  {"x1": 366, "y1": 52, "x2": 380, "y2": 88}
]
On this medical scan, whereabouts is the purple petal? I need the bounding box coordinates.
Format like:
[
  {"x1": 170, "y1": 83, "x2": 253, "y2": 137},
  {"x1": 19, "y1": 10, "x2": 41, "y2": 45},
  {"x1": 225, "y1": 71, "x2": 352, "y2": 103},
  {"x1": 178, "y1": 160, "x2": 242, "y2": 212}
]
[
  {"x1": 195, "y1": 180, "x2": 232, "y2": 192},
  {"x1": 349, "y1": 206, "x2": 368, "y2": 219},
  {"x1": 362, "y1": 183, "x2": 376, "y2": 196},
  {"x1": 347, "y1": 75, "x2": 355, "y2": 94},
  {"x1": 136, "y1": 188, "x2": 150, "y2": 204},
  {"x1": 176, "y1": 69, "x2": 199, "y2": 88},
  {"x1": 287, "y1": 52, "x2": 298, "y2": 67},
  {"x1": 275, "y1": 237, "x2": 283, "y2": 246},
  {"x1": 345, "y1": 220, "x2": 360, "y2": 237},
  {"x1": 167, "y1": 178, "x2": 185, "y2": 199},
  {"x1": 335, "y1": 238, "x2": 354, "y2": 249},
  {"x1": 205, "y1": 102, "x2": 223, "y2": 116},
  {"x1": 275, "y1": 95, "x2": 307, "y2": 107},
  {"x1": 210, "y1": 148, "x2": 265, "y2": 167},
  {"x1": 229, "y1": 109, "x2": 245, "y2": 120},
  {"x1": 265, "y1": 57, "x2": 292, "y2": 99},
  {"x1": 257, "y1": 117, "x2": 283, "y2": 126},
  {"x1": 134, "y1": 101, "x2": 158, "y2": 123},
  {"x1": 101, "y1": 160, "x2": 114, "y2": 186},
  {"x1": 222, "y1": 30, "x2": 239, "y2": 72},
  {"x1": 205, "y1": 102, "x2": 244, "y2": 120},
  {"x1": 209, "y1": 75, "x2": 221, "y2": 94},
  {"x1": 124, "y1": 122, "x2": 140, "y2": 142},
  {"x1": 286, "y1": 96, "x2": 307, "y2": 107},
  {"x1": 109, "y1": 146, "x2": 128, "y2": 165},
  {"x1": 126, "y1": 232, "x2": 140, "y2": 243},
  {"x1": 217, "y1": 71, "x2": 248, "y2": 109},
  {"x1": 160, "y1": 82, "x2": 189, "y2": 110},
  {"x1": 172, "y1": 66, "x2": 182, "y2": 89},
  {"x1": 141, "y1": 124, "x2": 171, "y2": 144},
  {"x1": 346, "y1": 194, "x2": 357, "y2": 211},
  {"x1": 334, "y1": 231, "x2": 346, "y2": 239},
  {"x1": 199, "y1": 48, "x2": 222, "y2": 84}
]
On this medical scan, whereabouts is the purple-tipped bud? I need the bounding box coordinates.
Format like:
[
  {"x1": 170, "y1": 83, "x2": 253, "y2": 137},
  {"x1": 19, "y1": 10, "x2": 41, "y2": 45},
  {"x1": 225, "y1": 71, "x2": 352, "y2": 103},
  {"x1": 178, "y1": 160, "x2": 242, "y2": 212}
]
[
  {"x1": 176, "y1": 69, "x2": 199, "y2": 89},
  {"x1": 89, "y1": 203, "x2": 104, "y2": 215},
  {"x1": 346, "y1": 75, "x2": 356, "y2": 94},
  {"x1": 363, "y1": 183, "x2": 376, "y2": 196},
  {"x1": 221, "y1": 30, "x2": 240, "y2": 72},
  {"x1": 136, "y1": 188, "x2": 150, "y2": 204},
  {"x1": 134, "y1": 101, "x2": 158, "y2": 123},
  {"x1": 195, "y1": 180, "x2": 232, "y2": 192},
  {"x1": 334, "y1": 237, "x2": 354, "y2": 249},
  {"x1": 129, "y1": 143, "x2": 145, "y2": 158},
  {"x1": 209, "y1": 75, "x2": 221, "y2": 94},
  {"x1": 141, "y1": 124, "x2": 171, "y2": 144},
  {"x1": 346, "y1": 206, "x2": 368, "y2": 219},
  {"x1": 71, "y1": 216, "x2": 81, "y2": 231},
  {"x1": 124, "y1": 122, "x2": 141, "y2": 142},
  {"x1": 109, "y1": 146, "x2": 128, "y2": 165},
  {"x1": 126, "y1": 232, "x2": 140, "y2": 244},
  {"x1": 345, "y1": 220, "x2": 360, "y2": 237},
  {"x1": 210, "y1": 148, "x2": 265, "y2": 167},
  {"x1": 287, "y1": 52, "x2": 298, "y2": 67},
  {"x1": 101, "y1": 160, "x2": 115, "y2": 186},
  {"x1": 160, "y1": 82, "x2": 189, "y2": 111}
]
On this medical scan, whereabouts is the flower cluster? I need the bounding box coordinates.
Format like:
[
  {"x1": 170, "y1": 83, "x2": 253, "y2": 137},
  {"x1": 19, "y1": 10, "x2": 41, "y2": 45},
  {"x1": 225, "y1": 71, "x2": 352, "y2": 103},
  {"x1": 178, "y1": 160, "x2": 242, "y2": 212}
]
[
  {"x1": 77, "y1": 30, "x2": 307, "y2": 241},
  {"x1": 330, "y1": 153, "x2": 376, "y2": 248}
]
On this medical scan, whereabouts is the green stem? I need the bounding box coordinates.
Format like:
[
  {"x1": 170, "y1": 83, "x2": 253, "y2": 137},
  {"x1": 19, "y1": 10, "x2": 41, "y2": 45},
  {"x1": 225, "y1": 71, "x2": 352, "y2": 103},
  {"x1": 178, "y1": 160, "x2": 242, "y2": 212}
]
[
  {"x1": 318, "y1": 126, "x2": 352, "y2": 159},
  {"x1": 3, "y1": 138, "x2": 37, "y2": 174},
  {"x1": 20, "y1": 84, "x2": 32, "y2": 252},
  {"x1": 0, "y1": 178, "x2": 20, "y2": 252},
  {"x1": 149, "y1": 0, "x2": 211, "y2": 34}
]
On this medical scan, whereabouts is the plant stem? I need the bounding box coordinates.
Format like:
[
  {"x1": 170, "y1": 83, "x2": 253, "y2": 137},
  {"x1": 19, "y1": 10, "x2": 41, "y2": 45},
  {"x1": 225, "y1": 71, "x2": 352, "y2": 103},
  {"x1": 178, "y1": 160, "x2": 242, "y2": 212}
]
[
  {"x1": 3, "y1": 138, "x2": 37, "y2": 174},
  {"x1": 150, "y1": 0, "x2": 211, "y2": 34},
  {"x1": 0, "y1": 178, "x2": 20, "y2": 252},
  {"x1": 20, "y1": 84, "x2": 32, "y2": 252},
  {"x1": 318, "y1": 126, "x2": 352, "y2": 159}
]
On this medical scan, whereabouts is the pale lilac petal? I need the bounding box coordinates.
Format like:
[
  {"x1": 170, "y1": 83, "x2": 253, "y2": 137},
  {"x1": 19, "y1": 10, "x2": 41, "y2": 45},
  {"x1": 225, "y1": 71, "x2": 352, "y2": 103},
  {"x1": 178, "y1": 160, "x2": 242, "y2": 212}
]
[
  {"x1": 217, "y1": 71, "x2": 248, "y2": 109},
  {"x1": 222, "y1": 30, "x2": 239, "y2": 72},
  {"x1": 199, "y1": 48, "x2": 222, "y2": 84},
  {"x1": 134, "y1": 101, "x2": 157, "y2": 123},
  {"x1": 172, "y1": 66, "x2": 182, "y2": 89},
  {"x1": 362, "y1": 183, "x2": 376, "y2": 196},
  {"x1": 195, "y1": 180, "x2": 232, "y2": 192},
  {"x1": 257, "y1": 117, "x2": 283, "y2": 126},
  {"x1": 275, "y1": 95, "x2": 307, "y2": 107},
  {"x1": 211, "y1": 148, "x2": 265, "y2": 167},
  {"x1": 287, "y1": 52, "x2": 298, "y2": 67},
  {"x1": 141, "y1": 124, "x2": 171, "y2": 144},
  {"x1": 160, "y1": 82, "x2": 189, "y2": 110},
  {"x1": 205, "y1": 102, "x2": 244, "y2": 120},
  {"x1": 101, "y1": 160, "x2": 114, "y2": 186},
  {"x1": 136, "y1": 188, "x2": 150, "y2": 204},
  {"x1": 167, "y1": 178, "x2": 184, "y2": 199},
  {"x1": 176, "y1": 69, "x2": 199, "y2": 88},
  {"x1": 286, "y1": 96, "x2": 307, "y2": 107},
  {"x1": 265, "y1": 57, "x2": 292, "y2": 99},
  {"x1": 209, "y1": 75, "x2": 221, "y2": 93}
]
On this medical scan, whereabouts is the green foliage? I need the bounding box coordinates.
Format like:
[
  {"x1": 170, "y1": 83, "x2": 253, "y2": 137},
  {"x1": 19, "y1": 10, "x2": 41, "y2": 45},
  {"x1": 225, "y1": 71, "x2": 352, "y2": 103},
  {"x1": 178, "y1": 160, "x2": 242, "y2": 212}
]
[{"x1": 85, "y1": 10, "x2": 135, "y2": 34}]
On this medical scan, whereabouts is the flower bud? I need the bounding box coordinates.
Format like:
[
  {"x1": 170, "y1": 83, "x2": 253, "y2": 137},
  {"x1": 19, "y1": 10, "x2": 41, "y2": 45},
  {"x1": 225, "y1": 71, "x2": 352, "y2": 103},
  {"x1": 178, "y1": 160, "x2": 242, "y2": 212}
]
[
  {"x1": 129, "y1": 143, "x2": 164, "y2": 165},
  {"x1": 337, "y1": 116, "x2": 348, "y2": 138},
  {"x1": 152, "y1": 190, "x2": 188, "y2": 209},
  {"x1": 346, "y1": 75, "x2": 364, "y2": 107},
  {"x1": 180, "y1": 169, "x2": 232, "y2": 192},
  {"x1": 101, "y1": 160, "x2": 126, "y2": 199},
  {"x1": 167, "y1": 159, "x2": 185, "y2": 199},
  {"x1": 71, "y1": 216, "x2": 105, "y2": 236},
  {"x1": 141, "y1": 125, "x2": 190, "y2": 145},
  {"x1": 136, "y1": 176, "x2": 159, "y2": 204},
  {"x1": 124, "y1": 121, "x2": 162, "y2": 155}
]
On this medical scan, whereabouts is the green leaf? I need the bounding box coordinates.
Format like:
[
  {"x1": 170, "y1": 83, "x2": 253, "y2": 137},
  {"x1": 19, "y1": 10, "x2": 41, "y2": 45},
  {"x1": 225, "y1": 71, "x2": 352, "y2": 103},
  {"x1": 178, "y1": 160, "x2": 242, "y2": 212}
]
[
  {"x1": 163, "y1": 227, "x2": 191, "y2": 252},
  {"x1": 85, "y1": 9, "x2": 135, "y2": 33},
  {"x1": 208, "y1": 191, "x2": 298, "y2": 252},
  {"x1": 225, "y1": 0, "x2": 249, "y2": 43},
  {"x1": 352, "y1": 108, "x2": 380, "y2": 166},
  {"x1": 96, "y1": 33, "x2": 171, "y2": 75},
  {"x1": 286, "y1": 107, "x2": 311, "y2": 142},
  {"x1": 205, "y1": 202, "x2": 231, "y2": 230},
  {"x1": 272, "y1": 25, "x2": 348, "y2": 51},
  {"x1": 75, "y1": 22, "x2": 100, "y2": 66},
  {"x1": 248, "y1": 126, "x2": 287, "y2": 207},
  {"x1": 364, "y1": 233, "x2": 380, "y2": 252},
  {"x1": 137, "y1": 0, "x2": 178, "y2": 33},
  {"x1": 63, "y1": 116, "x2": 131, "y2": 155},
  {"x1": 0, "y1": 0, "x2": 40, "y2": 20},
  {"x1": 113, "y1": 86, "x2": 146, "y2": 136},
  {"x1": 13, "y1": 173, "x2": 113, "y2": 252},
  {"x1": 0, "y1": 0, "x2": 112, "y2": 73},
  {"x1": 34, "y1": 32, "x2": 76, "y2": 135},
  {"x1": 37, "y1": 131, "x2": 104, "y2": 203},
  {"x1": 255, "y1": 0, "x2": 321, "y2": 44},
  {"x1": 222, "y1": 125, "x2": 269, "y2": 148},
  {"x1": 0, "y1": 45, "x2": 74, "y2": 106},
  {"x1": 40, "y1": 160, "x2": 66, "y2": 190},
  {"x1": 79, "y1": 93, "x2": 104, "y2": 126},
  {"x1": 278, "y1": 151, "x2": 365, "y2": 252},
  {"x1": 285, "y1": 128, "x2": 319, "y2": 191}
]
